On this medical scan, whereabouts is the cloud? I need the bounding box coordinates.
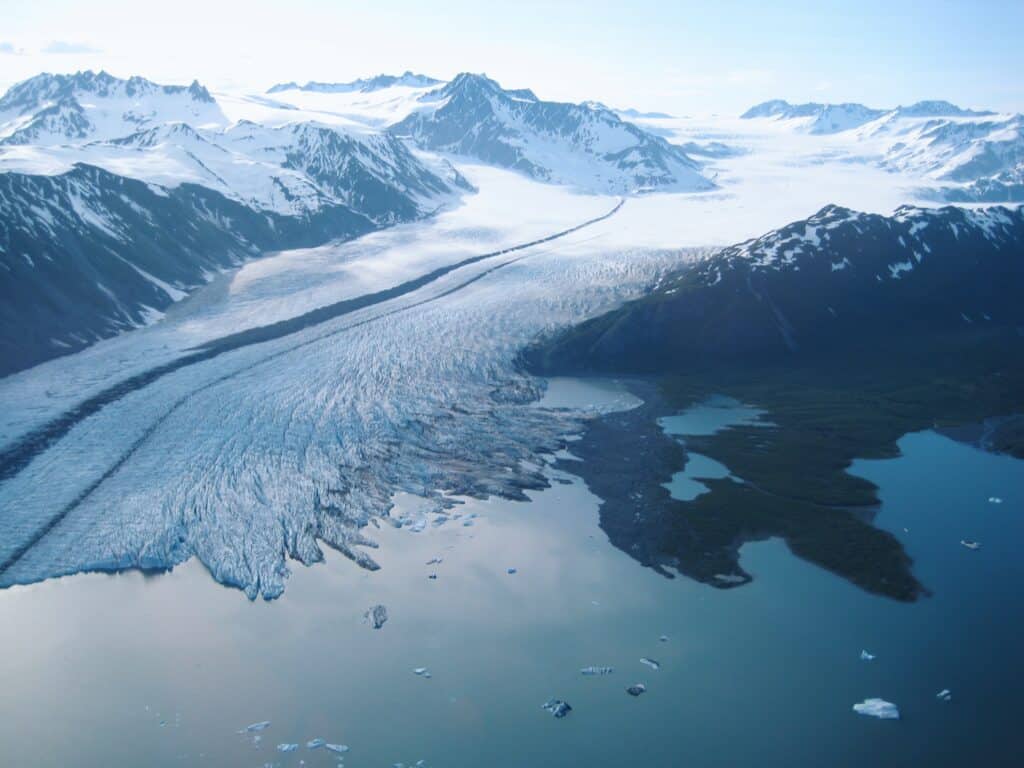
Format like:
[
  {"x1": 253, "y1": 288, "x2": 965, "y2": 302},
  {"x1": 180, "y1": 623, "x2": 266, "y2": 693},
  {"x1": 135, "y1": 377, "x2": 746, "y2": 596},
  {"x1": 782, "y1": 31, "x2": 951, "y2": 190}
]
[
  {"x1": 42, "y1": 40, "x2": 101, "y2": 55},
  {"x1": 0, "y1": 42, "x2": 24, "y2": 55}
]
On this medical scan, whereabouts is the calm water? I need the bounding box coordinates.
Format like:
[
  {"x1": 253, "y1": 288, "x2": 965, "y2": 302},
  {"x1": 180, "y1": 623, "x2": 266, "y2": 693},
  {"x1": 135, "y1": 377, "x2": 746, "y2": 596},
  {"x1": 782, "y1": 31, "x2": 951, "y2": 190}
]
[{"x1": 0, "y1": 385, "x2": 1021, "y2": 767}]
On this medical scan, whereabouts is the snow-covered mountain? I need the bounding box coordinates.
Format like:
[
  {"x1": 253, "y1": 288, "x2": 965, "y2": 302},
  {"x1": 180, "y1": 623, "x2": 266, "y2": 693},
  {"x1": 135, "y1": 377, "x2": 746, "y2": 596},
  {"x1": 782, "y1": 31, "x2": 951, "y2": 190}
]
[
  {"x1": 0, "y1": 70, "x2": 224, "y2": 145},
  {"x1": 742, "y1": 97, "x2": 1024, "y2": 201},
  {"x1": 0, "y1": 71, "x2": 469, "y2": 373},
  {"x1": 741, "y1": 99, "x2": 887, "y2": 133},
  {"x1": 860, "y1": 112, "x2": 1024, "y2": 202},
  {"x1": 391, "y1": 73, "x2": 713, "y2": 193},
  {"x1": 528, "y1": 203, "x2": 1024, "y2": 370},
  {"x1": 268, "y1": 71, "x2": 442, "y2": 94}
]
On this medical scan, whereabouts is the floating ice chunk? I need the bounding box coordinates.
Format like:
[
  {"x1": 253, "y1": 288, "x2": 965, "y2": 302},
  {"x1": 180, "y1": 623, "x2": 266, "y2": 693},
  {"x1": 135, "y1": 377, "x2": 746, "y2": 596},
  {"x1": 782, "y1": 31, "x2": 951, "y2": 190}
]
[
  {"x1": 239, "y1": 721, "x2": 271, "y2": 733},
  {"x1": 640, "y1": 657, "x2": 661, "y2": 671},
  {"x1": 426, "y1": 557, "x2": 443, "y2": 565},
  {"x1": 960, "y1": 540, "x2": 981, "y2": 550},
  {"x1": 307, "y1": 738, "x2": 326, "y2": 749},
  {"x1": 507, "y1": 567, "x2": 517, "y2": 574},
  {"x1": 659, "y1": 635, "x2": 669, "y2": 642},
  {"x1": 936, "y1": 689, "x2": 952, "y2": 701},
  {"x1": 988, "y1": 497, "x2": 1003, "y2": 504},
  {"x1": 852, "y1": 699, "x2": 900, "y2": 719},
  {"x1": 278, "y1": 743, "x2": 300, "y2": 752},
  {"x1": 860, "y1": 650, "x2": 876, "y2": 661},
  {"x1": 413, "y1": 667, "x2": 432, "y2": 678},
  {"x1": 713, "y1": 573, "x2": 746, "y2": 584},
  {"x1": 541, "y1": 698, "x2": 573, "y2": 718},
  {"x1": 626, "y1": 684, "x2": 647, "y2": 696},
  {"x1": 325, "y1": 743, "x2": 350, "y2": 754},
  {"x1": 580, "y1": 666, "x2": 614, "y2": 676},
  {"x1": 364, "y1": 604, "x2": 388, "y2": 630}
]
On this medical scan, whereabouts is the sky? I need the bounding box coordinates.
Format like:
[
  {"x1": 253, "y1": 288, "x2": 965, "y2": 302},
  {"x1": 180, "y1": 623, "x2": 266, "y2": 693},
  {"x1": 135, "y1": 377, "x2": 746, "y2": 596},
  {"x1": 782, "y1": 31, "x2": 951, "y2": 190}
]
[{"x1": 2, "y1": 0, "x2": 1022, "y2": 116}]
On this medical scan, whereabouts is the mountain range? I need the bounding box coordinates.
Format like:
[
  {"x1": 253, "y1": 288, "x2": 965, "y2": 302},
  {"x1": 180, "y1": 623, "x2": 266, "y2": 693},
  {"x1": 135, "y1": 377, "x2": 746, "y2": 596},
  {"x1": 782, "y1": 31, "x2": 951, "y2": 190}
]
[
  {"x1": 390, "y1": 73, "x2": 711, "y2": 194},
  {"x1": 741, "y1": 97, "x2": 1022, "y2": 202},
  {"x1": 0, "y1": 71, "x2": 472, "y2": 373}
]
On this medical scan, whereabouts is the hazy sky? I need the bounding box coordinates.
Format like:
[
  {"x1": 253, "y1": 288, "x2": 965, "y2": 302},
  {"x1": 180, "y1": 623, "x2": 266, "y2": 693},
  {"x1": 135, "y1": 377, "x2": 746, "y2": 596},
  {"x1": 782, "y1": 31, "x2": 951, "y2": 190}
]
[{"x1": 2, "y1": 0, "x2": 1022, "y2": 115}]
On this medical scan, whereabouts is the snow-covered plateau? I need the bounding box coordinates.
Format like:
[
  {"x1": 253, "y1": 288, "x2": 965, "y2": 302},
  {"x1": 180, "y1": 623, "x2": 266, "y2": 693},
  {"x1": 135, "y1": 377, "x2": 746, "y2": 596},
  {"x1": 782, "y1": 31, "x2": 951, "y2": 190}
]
[{"x1": 1, "y1": 71, "x2": 1021, "y2": 598}]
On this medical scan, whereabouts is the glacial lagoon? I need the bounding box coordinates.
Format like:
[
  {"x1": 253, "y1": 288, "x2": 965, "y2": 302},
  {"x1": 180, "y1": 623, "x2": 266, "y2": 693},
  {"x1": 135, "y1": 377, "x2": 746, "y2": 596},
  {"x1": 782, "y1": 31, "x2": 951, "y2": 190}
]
[{"x1": 0, "y1": 384, "x2": 1021, "y2": 767}]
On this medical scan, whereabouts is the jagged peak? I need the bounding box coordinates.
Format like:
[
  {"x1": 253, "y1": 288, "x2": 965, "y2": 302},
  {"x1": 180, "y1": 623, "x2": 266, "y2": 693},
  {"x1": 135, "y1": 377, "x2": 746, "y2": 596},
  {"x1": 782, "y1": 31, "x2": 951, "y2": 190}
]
[
  {"x1": 267, "y1": 71, "x2": 441, "y2": 95},
  {"x1": 1, "y1": 70, "x2": 217, "y2": 115}
]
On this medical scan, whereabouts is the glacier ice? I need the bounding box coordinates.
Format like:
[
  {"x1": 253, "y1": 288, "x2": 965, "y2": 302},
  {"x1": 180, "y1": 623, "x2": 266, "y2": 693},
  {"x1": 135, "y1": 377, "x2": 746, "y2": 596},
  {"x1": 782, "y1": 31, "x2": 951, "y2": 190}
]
[
  {"x1": 364, "y1": 604, "x2": 388, "y2": 629},
  {"x1": 541, "y1": 698, "x2": 573, "y2": 718},
  {"x1": 0, "y1": 169, "x2": 700, "y2": 599},
  {"x1": 853, "y1": 699, "x2": 900, "y2": 719}
]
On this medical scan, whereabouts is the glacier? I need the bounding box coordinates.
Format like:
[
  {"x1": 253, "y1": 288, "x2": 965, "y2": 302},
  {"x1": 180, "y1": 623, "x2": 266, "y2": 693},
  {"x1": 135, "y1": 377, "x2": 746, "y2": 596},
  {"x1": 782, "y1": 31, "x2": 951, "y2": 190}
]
[{"x1": 0, "y1": 165, "x2": 694, "y2": 599}]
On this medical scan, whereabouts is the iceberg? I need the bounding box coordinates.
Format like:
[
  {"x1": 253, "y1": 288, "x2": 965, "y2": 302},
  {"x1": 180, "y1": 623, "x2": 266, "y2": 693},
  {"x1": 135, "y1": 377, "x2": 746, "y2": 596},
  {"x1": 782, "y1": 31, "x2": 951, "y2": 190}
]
[
  {"x1": 307, "y1": 738, "x2": 326, "y2": 749},
  {"x1": 325, "y1": 743, "x2": 351, "y2": 754},
  {"x1": 852, "y1": 698, "x2": 900, "y2": 719},
  {"x1": 541, "y1": 698, "x2": 573, "y2": 718},
  {"x1": 277, "y1": 743, "x2": 299, "y2": 752},
  {"x1": 626, "y1": 684, "x2": 647, "y2": 696},
  {"x1": 937, "y1": 689, "x2": 952, "y2": 701},
  {"x1": 640, "y1": 657, "x2": 661, "y2": 671},
  {"x1": 241, "y1": 721, "x2": 271, "y2": 733},
  {"x1": 364, "y1": 604, "x2": 388, "y2": 630},
  {"x1": 580, "y1": 666, "x2": 614, "y2": 676},
  {"x1": 860, "y1": 650, "x2": 876, "y2": 661}
]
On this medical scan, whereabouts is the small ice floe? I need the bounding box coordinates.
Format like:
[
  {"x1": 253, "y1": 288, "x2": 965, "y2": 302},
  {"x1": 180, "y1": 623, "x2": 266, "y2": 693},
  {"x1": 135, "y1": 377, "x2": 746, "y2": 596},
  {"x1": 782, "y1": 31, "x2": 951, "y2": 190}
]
[
  {"x1": 580, "y1": 666, "x2": 614, "y2": 676},
  {"x1": 240, "y1": 721, "x2": 272, "y2": 733},
  {"x1": 936, "y1": 689, "x2": 952, "y2": 701},
  {"x1": 860, "y1": 650, "x2": 876, "y2": 661},
  {"x1": 852, "y1": 698, "x2": 900, "y2": 720},
  {"x1": 307, "y1": 738, "x2": 326, "y2": 749},
  {"x1": 541, "y1": 698, "x2": 573, "y2": 718},
  {"x1": 413, "y1": 667, "x2": 432, "y2": 679},
  {"x1": 626, "y1": 684, "x2": 647, "y2": 697},
  {"x1": 325, "y1": 743, "x2": 350, "y2": 754},
  {"x1": 713, "y1": 573, "x2": 746, "y2": 584},
  {"x1": 640, "y1": 657, "x2": 661, "y2": 671},
  {"x1": 364, "y1": 604, "x2": 388, "y2": 630},
  {"x1": 507, "y1": 567, "x2": 517, "y2": 574},
  {"x1": 659, "y1": 635, "x2": 669, "y2": 643},
  {"x1": 277, "y1": 743, "x2": 300, "y2": 752},
  {"x1": 426, "y1": 557, "x2": 443, "y2": 565},
  {"x1": 960, "y1": 540, "x2": 982, "y2": 550},
  {"x1": 988, "y1": 497, "x2": 1003, "y2": 504}
]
